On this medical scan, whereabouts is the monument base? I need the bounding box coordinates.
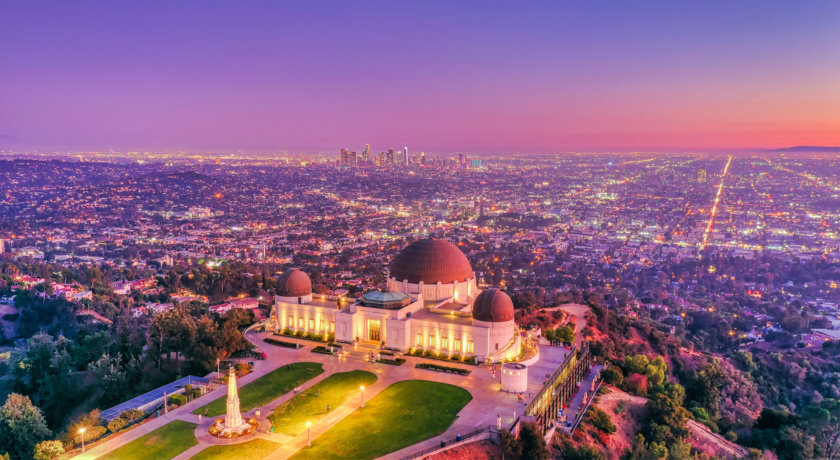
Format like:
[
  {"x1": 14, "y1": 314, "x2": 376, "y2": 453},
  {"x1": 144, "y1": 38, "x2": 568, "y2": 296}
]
[{"x1": 209, "y1": 417, "x2": 258, "y2": 438}]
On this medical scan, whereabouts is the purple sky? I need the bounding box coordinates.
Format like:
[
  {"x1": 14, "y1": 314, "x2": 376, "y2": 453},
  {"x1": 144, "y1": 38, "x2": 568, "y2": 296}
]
[{"x1": 2, "y1": 1, "x2": 839, "y2": 153}]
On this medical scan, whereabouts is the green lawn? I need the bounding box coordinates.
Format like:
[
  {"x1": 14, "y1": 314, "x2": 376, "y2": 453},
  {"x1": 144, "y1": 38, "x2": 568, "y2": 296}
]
[
  {"x1": 290, "y1": 380, "x2": 472, "y2": 460},
  {"x1": 97, "y1": 420, "x2": 197, "y2": 460},
  {"x1": 269, "y1": 370, "x2": 377, "y2": 436},
  {"x1": 189, "y1": 438, "x2": 280, "y2": 460},
  {"x1": 193, "y1": 362, "x2": 324, "y2": 417}
]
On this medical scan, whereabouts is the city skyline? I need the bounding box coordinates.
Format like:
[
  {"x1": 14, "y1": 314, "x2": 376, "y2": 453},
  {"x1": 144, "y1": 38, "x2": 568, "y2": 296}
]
[{"x1": 2, "y1": 1, "x2": 839, "y2": 153}]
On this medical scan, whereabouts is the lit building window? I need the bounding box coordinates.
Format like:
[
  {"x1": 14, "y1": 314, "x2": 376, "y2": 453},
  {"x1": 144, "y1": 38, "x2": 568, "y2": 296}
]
[
  {"x1": 429, "y1": 334, "x2": 436, "y2": 348},
  {"x1": 441, "y1": 336, "x2": 449, "y2": 349},
  {"x1": 330, "y1": 321, "x2": 335, "y2": 332},
  {"x1": 416, "y1": 332, "x2": 423, "y2": 346},
  {"x1": 309, "y1": 319, "x2": 314, "y2": 330},
  {"x1": 454, "y1": 338, "x2": 461, "y2": 352},
  {"x1": 467, "y1": 339, "x2": 474, "y2": 353},
  {"x1": 298, "y1": 317, "x2": 304, "y2": 329}
]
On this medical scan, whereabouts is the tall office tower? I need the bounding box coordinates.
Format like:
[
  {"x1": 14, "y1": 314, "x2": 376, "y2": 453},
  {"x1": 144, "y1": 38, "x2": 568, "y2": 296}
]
[
  {"x1": 402, "y1": 147, "x2": 408, "y2": 164},
  {"x1": 458, "y1": 153, "x2": 464, "y2": 168},
  {"x1": 363, "y1": 144, "x2": 370, "y2": 163},
  {"x1": 420, "y1": 152, "x2": 426, "y2": 164},
  {"x1": 340, "y1": 148, "x2": 349, "y2": 164},
  {"x1": 387, "y1": 148, "x2": 395, "y2": 165},
  {"x1": 350, "y1": 151, "x2": 357, "y2": 164},
  {"x1": 377, "y1": 151, "x2": 386, "y2": 166},
  {"x1": 697, "y1": 168, "x2": 708, "y2": 183}
]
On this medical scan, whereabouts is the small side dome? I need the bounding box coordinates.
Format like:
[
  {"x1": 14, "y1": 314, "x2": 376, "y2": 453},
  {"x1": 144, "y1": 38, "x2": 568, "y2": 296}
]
[
  {"x1": 277, "y1": 268, "x2": 312, "y2": 297},
  {"x1": 472, "y1": 288, "x2": 514, "y2": 322}
]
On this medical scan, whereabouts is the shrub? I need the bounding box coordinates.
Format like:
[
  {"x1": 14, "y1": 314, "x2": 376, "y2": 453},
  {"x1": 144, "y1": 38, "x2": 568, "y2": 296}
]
[
  {"x1": 74, "y1": 426, "x2": 107, "y2": 446},
  {"x1": 615, "y1": 400, "x2": 627, "y2": 415},
  {"x1": 168, "y1": 394, "x2": 188, "y2": 406},
  {"x1": 724, "y1": 430, "x2": 738, "y2": 442},
  {"x1": 376, "y1": 358, "x2": 405, "y2": 366},
  {"x1": 235, "y1": 362, "x2": 252, "y2": 375},
  {"x1": 119, "y1": 409, "x2": 145, "y2": 421},
  {"x1": 107, "y1": 417, "x2": 130, "y2": 433},
  {"x1": 33, "y1": 440, "x2": 65, "y2": 460},
  {"x1": 624, "y1": 373, "x2": 648, "y2": 395},
  {"x1": 379, "y1": 350, "x2": 394, "y2": 356},
  {"x1": 588, "y1": 407, "x2": 616, "y2": 434}
]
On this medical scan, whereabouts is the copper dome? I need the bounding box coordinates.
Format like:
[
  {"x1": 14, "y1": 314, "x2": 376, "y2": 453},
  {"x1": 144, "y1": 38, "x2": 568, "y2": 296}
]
[
  {"x1": 472, "y1": 288, "x2": 514, "y2": 322},
  {"x1": 389, "y1": 238, "x2": 474, "y2": 284},
  {"x1": 277, "y1": 268, "x2": 312, "y2": 297}
]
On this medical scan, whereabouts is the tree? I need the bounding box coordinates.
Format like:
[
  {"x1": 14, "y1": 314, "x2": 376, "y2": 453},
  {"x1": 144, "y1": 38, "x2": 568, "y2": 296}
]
[
  {"x1": 222, "y1": 308, "x2": 255, "y2": 328},
  {"x1": 89, "y1": 353, "x2": 129, "y2": 406},
  {"x1": 33, "y1": 440, "x2": 64, "y2": 460},
  {"x1": 601, "y1": 364, "x2": 624, "y2": 386},
  {"x1": 803, "y1": 398, "x2": 840, "y2": 460},
  {"x1": 556, "y1": 325, "x2": 575, "y2": 343},
  {"x1": 518, "y1": 421, "x2": 550, "y2": 460},
  {"x1": 0, "y1": 393, "x2": 52, "y2": 460}
]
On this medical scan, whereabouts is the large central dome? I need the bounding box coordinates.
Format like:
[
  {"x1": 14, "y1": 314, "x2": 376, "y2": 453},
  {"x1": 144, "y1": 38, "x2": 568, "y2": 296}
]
[{"x1": 389, "y1": 238, "x2": 474, "y2": 284}]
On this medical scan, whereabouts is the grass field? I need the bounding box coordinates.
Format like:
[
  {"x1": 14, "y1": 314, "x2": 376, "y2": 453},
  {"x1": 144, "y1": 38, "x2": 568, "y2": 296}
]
[
  {"x1": 269, "y1": 370, "x2": 377, "y2": 436},
  {"x1": 290, "y1": 380, "x2": 472, "y2": 460},
  {"x1": 96, "y1": 420, "x2": 197, "y2": 460},
  {"x1": 193, "y1": 362, "x2": 324, "y2": 417},
  {"x1": 189, "y1": 438, "x2": 281, "y2": 460}
]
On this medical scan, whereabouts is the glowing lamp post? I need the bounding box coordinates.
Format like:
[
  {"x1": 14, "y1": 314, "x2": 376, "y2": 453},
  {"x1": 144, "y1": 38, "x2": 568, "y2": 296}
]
[
  {"x1": 360, "y1": 385, "x2": 366, "y2": 407},
  {"x1": 79, "y1": 427, "x2": 86, "y2": 452},
  {"x1": 306, "y1": 421, "x2": 312, "y2": 447}
]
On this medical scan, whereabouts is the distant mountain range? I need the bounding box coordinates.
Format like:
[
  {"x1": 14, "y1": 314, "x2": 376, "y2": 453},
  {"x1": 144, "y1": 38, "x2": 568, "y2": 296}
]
[{"x1": 764, "y1": 146, "x2": 840, "y2": 152}]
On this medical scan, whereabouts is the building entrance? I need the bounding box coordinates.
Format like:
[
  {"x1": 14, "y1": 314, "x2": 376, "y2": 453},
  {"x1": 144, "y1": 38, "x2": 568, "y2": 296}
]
[{"x1": 368, "y1": 319, "x2": 381, "y2": 342}]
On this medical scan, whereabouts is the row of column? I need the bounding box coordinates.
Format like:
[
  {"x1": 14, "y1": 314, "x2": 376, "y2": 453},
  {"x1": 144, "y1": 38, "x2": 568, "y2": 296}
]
[{"x1": 536, "y1": 344, "x2": 593, "y2": 434}]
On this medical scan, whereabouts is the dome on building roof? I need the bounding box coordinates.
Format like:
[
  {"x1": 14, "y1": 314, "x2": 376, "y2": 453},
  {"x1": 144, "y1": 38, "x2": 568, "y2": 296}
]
[
  {"x1": 389, "y1": 238, "x2": 474, "y2": 284},
  {"x1": 277, "y1": 268, "x2": 312, "y2": 297},
  {"x1": 472, "y1": 288, "x2": 514, "y2": 322}
]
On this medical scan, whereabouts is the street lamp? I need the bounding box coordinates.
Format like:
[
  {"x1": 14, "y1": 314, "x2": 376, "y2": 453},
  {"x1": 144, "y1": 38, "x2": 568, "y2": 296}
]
[
  {"x1": 79, "y1": 427, "x2": 86, "y2": 452},
  {"x1": 360, "y1": 385, "x2": 365, "y2": 408},
  {"x1": 306, "y1": 421, "x2": 312, "y2": 447}
]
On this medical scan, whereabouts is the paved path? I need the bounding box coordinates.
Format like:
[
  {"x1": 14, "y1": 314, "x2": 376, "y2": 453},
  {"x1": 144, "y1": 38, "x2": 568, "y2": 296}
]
[
  {"x1": 78, "y1": 328, "x2": 574, "y2": 460},
  {"x1": 544, "y1": 303, "x2": 590, "y2": 348}
]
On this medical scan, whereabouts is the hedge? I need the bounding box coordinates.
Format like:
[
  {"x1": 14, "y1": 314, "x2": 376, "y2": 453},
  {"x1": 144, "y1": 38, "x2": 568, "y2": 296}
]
[
  {"x1": 415, "y1": 363, "x2": 470, "y2": 375},
  {"x1": 264, "y1": 337, "x2": 300, "y2": 348},
  {"x1": 168, "y1": 393, "x2": 188, "y2": 406},
  {"x1": 376, "y1": 358, "x2": 405, "y2": 366},
  {"x1": 312, "y1": 346, "x2": 334, "y2": 355},
  {"x1": 405, "y1": 349, "x2": 478, "y2": 365},
  {"x1": 107, "y1": 417, "x2": 130, "y2": 433},
  {"x1": 74, "y1": 425, "x2": 107, "y2": 446},
  {"x1": 120, "y1": 409, "x2": 145, "y2": 421}
]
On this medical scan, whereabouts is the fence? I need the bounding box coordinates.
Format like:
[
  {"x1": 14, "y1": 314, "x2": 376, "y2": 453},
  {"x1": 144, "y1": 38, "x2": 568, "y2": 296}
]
[
  {"x1": 569, "y1": 378, "x2": 603, "y2": 434},
  {"x1": 398, "y1": 425, "x2": 498, "y2": 460}
]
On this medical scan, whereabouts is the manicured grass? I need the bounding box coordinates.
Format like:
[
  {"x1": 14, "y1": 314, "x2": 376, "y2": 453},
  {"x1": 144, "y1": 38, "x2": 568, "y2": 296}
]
[
  {"x1": 97, "y1": 420, "x2": 197, "y2": 460},
  {"x1": 189, "y1": 438, "x2": 280, "y2": 460},
  {"x1": 290, "y1": 380, "x2": 472, "y2": 460},
  {"x1": 269, "y1": 370, "x2": 377, "y2": 436},
  {"x1": 193, "y1": 362, "x2": 324, "y2": 417}
]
